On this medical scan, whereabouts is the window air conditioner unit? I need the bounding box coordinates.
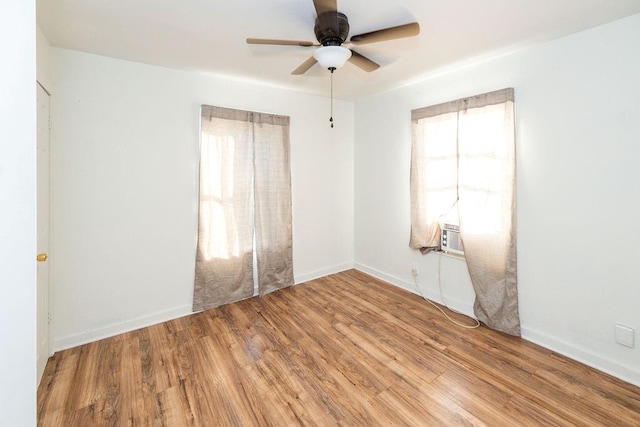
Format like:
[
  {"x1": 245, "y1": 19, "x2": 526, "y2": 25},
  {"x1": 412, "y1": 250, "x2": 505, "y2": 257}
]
[{"x1": 441, "y1": 223, "x2": 464, "y2": 255}]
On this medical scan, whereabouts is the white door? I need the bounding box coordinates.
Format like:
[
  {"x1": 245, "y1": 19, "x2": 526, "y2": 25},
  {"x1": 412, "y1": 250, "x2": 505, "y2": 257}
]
[{"x1": 36, "y1": 82, "x2": 51, "y2": 383}]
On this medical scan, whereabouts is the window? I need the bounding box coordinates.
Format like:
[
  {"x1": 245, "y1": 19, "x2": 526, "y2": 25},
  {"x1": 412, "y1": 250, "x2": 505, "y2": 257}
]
[
  {"x1": 199, "y1": 128, "x2": 245, "y2": 261},
  {"x1": 410, "y1": 88, "x2": 520, "y2": 336},
  {"x1": 193, "y1": 106, "x2": 294, "y2": 311}
]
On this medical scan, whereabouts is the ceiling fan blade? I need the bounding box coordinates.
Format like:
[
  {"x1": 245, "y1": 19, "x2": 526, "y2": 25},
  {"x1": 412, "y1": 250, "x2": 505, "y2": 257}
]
[
  {"x1": 312, "y1": 0, "x2": 337, "y2": 16},
  {"x1": 246, "y1": 38, "x2": 316, "y2": 47},
  {"x1": 348, "y1": 50, "x2": 380, "y2": 72},
  {"x1": 291, "y1": 56, "x2": 318, "y2": 75},
  {"x1": 350, "y1": 22, "x2": 420, "y2": 45}
]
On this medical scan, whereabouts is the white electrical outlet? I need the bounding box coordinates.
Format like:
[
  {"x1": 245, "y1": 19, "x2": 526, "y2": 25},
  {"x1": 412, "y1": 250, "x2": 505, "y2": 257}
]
[
  {"x1": 615, "y1": 324, "x2": 635, "y2": 348},
  {"x1": 411, "y1": 263, "x2": 418, "y2": 277}
]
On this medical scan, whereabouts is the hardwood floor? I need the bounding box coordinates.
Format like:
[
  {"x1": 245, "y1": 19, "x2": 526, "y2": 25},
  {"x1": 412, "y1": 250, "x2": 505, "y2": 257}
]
[{"x1": 38, "y1": 270, "x2": 640, "y2": 426}]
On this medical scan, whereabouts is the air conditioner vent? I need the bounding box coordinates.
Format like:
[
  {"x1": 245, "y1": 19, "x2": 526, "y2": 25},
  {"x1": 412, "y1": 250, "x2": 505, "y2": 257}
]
[{"x1": 441, "y1": 223, "x2": 464, "y2": 255}]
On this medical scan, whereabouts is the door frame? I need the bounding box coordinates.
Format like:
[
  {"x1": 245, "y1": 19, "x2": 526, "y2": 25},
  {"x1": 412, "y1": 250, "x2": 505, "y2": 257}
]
[{"x1": 36, "y1": 80, "x2": 53, "y2": 384}]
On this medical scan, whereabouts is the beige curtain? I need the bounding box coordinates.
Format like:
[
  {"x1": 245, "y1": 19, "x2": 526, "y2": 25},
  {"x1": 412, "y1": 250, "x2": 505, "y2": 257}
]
[
  {"x1": 410, "y1": 88, "x2": 520, "y2": 336},
  {"x1": 253, "y1": 118, "x2": 294, "y2": 296},
  {"x1": 193, "y1": 106, "x2": 293, "y2": 311}
]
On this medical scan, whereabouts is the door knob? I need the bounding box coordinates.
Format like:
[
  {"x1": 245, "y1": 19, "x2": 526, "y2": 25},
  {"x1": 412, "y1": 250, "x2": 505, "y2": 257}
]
[{"x1": 36, "y1": 253, "x2": 48, "y2": 262}]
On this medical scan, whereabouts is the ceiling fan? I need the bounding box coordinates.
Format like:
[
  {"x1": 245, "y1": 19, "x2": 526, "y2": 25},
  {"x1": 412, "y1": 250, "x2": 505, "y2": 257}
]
[{"x1": 246, "y1": 0, "x2": 420, "y2": 75}]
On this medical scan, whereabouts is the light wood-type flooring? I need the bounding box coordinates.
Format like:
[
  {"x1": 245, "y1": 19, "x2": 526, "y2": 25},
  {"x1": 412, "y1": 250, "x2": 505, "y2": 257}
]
[{"x1": 38, "y1": 270, "x2": 640, "y2": 426}]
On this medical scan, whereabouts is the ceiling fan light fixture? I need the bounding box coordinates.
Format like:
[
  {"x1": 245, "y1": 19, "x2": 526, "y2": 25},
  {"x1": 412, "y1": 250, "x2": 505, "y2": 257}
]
[{"x1": 313, "y1": 46, "x2": 352, "y2": 70}]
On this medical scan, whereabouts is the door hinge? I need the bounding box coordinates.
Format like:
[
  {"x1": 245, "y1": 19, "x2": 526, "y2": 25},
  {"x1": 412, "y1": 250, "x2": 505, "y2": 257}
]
[
  {"x1": 48, "y1": 118, "x2": 52, "y2": 130},
  {"x1": 47, "y1": 313, "x2": 53, "y2": 325}
]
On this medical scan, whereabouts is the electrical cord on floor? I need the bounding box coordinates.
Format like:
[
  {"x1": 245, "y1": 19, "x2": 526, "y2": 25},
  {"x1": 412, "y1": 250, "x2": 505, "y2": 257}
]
[{"x1": 412, "y1": 252, "x2": 480, "y2": 330}]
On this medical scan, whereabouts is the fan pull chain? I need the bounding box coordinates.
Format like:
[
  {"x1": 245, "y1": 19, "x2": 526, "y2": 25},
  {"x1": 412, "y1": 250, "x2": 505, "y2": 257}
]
[{"x1": 329, "y1": 67, "x2": 335, "y2": 128}]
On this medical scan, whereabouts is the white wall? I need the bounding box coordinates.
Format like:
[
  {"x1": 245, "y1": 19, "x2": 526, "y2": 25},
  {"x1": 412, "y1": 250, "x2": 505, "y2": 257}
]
[
  {"x1": 355, "y1": 14, "x2": 640, "y2": 385},
  {"x1": 46, "y1": 11, "x2": 640, "y2": 388},
  {"x1": 50, "y1": 49, "x2": 354, "y2": 349},
  {"x1": 0, "y1": 0, "x2": 37, "y2": 424}
]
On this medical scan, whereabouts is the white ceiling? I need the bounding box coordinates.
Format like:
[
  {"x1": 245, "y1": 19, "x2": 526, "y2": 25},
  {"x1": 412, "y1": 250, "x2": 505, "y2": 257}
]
[{"x1": 37, "y1": 0, "x2": 640, "y2": 101}]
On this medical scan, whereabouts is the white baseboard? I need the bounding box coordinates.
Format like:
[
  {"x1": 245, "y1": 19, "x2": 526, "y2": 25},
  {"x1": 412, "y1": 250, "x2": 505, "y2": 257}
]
[
  {"x1": 354, "y1": 262, "x2": 475, "y2": 318},
  {"x1": 52, "y1": 264, "x2": 354, "y2": 352},
  {"x1": 295, "y1": 262, "x2": 354, "y2": 284},
  {"x1": 355, "y1": 262, "x2": 639, "y2": 388},
  {"x1": 51, "y1": 263, "x2": 640, "y2": 389},
  {"x1": 53, "y1": 304, "x2": 193, "y2": 352},
  {"x1": 521, "y1": 327, "x2": 640, "y2": 388}
]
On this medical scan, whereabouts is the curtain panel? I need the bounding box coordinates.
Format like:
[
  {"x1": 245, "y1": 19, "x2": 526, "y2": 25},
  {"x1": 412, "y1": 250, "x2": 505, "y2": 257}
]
[
  {"x1": 410, "y1": 88, "x2": 520, "y2": 336},
  {"x1": 253, "y1": 119, "x2": 294, "y2": 296},
  {"x1": 194, "y1": 106, "x2": 294, "y2": 312}
]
